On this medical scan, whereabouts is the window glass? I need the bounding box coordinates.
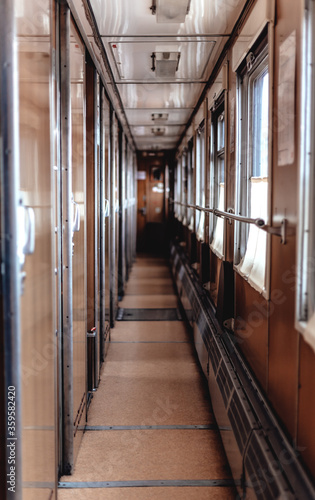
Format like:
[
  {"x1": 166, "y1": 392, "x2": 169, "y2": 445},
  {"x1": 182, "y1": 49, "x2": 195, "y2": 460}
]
[
  {"x1": 187, "y1": 139, "x2": 194, "y2": 230},
  {"x1": 235, "y1": 41, "x2": 269, "y2": 294},
  {"x1": 175, "y1": 157, "x2": 182, "y2": 220},
  {"x1": 210, "y1": 99, "x2": 225, "y2": 257},
  {"x1": 196, "y1": 126, "x2": 205, "y2": 240}
]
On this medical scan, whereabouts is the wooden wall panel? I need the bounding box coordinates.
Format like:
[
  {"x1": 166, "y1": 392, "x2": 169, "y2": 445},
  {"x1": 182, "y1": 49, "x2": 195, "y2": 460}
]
[
  {"x1": 297, "y1": 337, "x2": 315, "y2": 477},
  {"x1": 234, "y1": 273, "x2": 269, "y2": 392},
  {"x1": 209, "y1": 251, "x2": 221, "y2": 307},
  {"x1": 268, "y1": 0, "x2": 302, "y2": 440}
]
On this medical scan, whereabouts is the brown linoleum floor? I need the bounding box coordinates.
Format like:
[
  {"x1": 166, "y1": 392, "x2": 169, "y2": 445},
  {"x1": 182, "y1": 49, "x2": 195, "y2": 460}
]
[{"x1": 59, "y1": 256, "x2": 235, "y2": 499}]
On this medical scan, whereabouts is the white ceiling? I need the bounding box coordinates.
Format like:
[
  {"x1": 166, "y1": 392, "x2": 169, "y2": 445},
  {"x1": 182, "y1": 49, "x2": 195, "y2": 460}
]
[{"x1": 88, "y1": 0, "x2": 247, "y2": 150}]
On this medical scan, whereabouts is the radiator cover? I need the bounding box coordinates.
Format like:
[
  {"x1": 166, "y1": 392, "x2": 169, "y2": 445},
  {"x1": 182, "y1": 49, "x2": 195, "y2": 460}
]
[{"x1": 170, "y1": 243, "x2": 315, "y2": 500}]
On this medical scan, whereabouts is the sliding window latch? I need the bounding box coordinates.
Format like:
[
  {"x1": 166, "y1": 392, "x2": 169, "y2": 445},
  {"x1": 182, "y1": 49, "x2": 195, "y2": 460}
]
[{"x1": 246, "y1": 52, "x2": 255, "y2": 72}]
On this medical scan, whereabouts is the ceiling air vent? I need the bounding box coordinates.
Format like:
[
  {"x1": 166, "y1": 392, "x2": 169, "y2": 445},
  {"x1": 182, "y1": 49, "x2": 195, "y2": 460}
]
[{"x1": 151, "y1": 52, "x2": 180, "y2": 78}]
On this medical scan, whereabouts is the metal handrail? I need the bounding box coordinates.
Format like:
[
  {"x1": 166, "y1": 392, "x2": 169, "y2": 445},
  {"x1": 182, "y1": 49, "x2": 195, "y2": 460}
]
[
  {"x1": 213, "y1": 208, "x2": 265, "y2": 229},
  {"x1": 170, "y1": 199, "x2": 289, "y2": 244}
]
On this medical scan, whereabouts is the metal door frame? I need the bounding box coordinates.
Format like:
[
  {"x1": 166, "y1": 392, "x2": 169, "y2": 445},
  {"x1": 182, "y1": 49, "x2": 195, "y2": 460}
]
[
  {"x1": 0, "y1": 1, "x2": 22, "y2": 497},
  {"x1": 93, "y1": 70, "x2": 100, "y2": 388},
  {"x1": 109, "y1": 108, "x2": 116, "y2": 328},
  {"x1": 99, "y1": 86, "x2": 105, "y2": 364},
  {"x1": 59, "y1": 1, "x2": 74, "y2": 474}
]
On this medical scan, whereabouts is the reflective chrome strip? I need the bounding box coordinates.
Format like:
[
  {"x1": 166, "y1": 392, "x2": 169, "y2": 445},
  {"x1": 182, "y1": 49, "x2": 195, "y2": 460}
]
[{"x1": 109, "y1": 341, "x2": 191, "y2": 344}]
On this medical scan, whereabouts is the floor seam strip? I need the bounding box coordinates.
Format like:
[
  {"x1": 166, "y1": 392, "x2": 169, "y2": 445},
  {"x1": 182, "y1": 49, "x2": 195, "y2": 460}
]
[
  {"x1": 110, "y1": 341, "x2": 191, "y2": 344},
  {"x1": 84, "y1": 425, "x2": 218, "y2": 431},
  {"x1": 59, "y1": 479, "x2": 235, "y2": 489}
]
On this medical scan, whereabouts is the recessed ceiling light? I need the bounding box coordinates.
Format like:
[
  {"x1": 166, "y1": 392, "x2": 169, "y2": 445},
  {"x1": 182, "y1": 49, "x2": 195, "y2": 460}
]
[
  {"x1": 151, "y1": 113, "x2": 169, "y2": 122},
  {"x1": 151, "y1": 52, "x2": 180, "y2": 78},
  {"x1": 152, "y1": 127, "x2": 166, "y2": 136}
]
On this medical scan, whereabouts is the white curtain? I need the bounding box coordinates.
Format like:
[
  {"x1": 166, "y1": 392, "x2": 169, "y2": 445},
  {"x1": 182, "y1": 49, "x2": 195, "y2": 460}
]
[
  {"x1": 197, "y1": 210, "x2": 205, "y2": 241},
  {"x1": 238, "y1": 178, "x2": 268, "y2": 293},
  {"x1": 188, "y1": 214, "x2": 194, "y2": 231},
  {"x1": 211, "y1": 182, "x2": 225, "y2": 257},
  {"x1": 304, "y1": 312, "x2": 315, "y2": 354},
  {"x1": 196, "y1": 191, "x2": 205, "y2": 241}
]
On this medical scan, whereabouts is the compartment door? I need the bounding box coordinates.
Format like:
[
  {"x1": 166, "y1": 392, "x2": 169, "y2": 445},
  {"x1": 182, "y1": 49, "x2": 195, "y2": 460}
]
[{"x1": 60, "y1": 7, "x2": 87, "y2": 473}]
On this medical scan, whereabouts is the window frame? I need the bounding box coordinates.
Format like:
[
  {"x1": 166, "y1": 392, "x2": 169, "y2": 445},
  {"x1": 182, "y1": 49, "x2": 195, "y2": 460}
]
[
  {"x1": 234, "y1": 29, "x2": 271, "y2": 297},
  {"x1": 195, "y1": 121, "x2": 205, "y2": 241},
  {"x1": 210, "y1": 92, "x2": 226, "y2": 259},
  {"x1": 187, "y1": 138, "x2": 194, "y2": 230},
  {"x1": 297, "y1": 0, "x2": 315, "y2": 332}
]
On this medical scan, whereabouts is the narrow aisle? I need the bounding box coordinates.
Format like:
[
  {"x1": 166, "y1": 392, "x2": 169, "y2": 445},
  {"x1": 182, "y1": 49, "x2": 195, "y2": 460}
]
[{"x1": 59, "y1": 256, "x2": 236, "y2": 499}]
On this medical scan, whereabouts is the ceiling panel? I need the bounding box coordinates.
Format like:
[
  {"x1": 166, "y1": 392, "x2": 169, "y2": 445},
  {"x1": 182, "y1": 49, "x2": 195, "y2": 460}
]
[
  {"x1": 131, "y1": 124, "x2": 185, "y2": 136},
  {"x1": 135, "y1": 136, "x2": 179, "y2": 150},
  {"x1": 125, "y1": 108, "x2": 193, "y2": 125},
  {"x1": 108, "y1": 40, "x2": 216, "y2": 82},
  {"x1": 89, "y1": 0, "x2": 247, "y2": 37},
  {"x1": 86, "y1": 0, "x2": 248, "y2": 150},
  {"x1": 117, "y1": 82, "x2": 204, "y2": 109}
]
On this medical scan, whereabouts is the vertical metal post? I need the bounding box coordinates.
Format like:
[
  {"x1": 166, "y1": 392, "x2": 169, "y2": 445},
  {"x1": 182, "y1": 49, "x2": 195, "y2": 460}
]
[
  {"x1": 99, "y1": 87, "x2": 106, "y2": 363},
  {"x1": 60, "y1": 1, "x2": 74, "y2": 475},
  {"x1": 109, "y1": 108, "x2": 116, "y2": 328},
  {"x1": 0, "y1": 1, "x2": 22, "y2": 497},
  {"x1": 94, "y1": 70, "x2": 100, "y2": 387},
  {"x1": 118, "y1": 130, "x2": 126, "y2": 299}
]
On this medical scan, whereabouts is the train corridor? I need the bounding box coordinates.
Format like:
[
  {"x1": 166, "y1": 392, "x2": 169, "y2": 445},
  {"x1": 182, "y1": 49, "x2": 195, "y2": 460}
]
[{"x1": 58, "y1": 255, "x2": 236, "y2": 499}]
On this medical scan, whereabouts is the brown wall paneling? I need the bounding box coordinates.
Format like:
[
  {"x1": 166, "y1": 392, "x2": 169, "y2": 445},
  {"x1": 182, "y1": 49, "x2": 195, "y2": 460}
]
[
  {"x1": 297, "y1": 337, "x2": 315, "y2": 478},
  {"x1": 209, "y1": 250, "x2": 221, "y2": 307},
  {"x1": 136, "y1": 155, "x2": 147, "y2": 252},
  {"x1": 235, "y1": 274, "x2": 269, "y2": 392},
  {"x1": 268, "y1": 0, "x2": 302, "y2": 441},
  {"x1": 136, "y1": 154, "x2": 167, "y2": 254}
]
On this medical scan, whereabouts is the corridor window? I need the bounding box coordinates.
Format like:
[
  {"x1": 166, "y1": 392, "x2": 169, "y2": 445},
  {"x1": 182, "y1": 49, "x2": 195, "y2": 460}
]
[
  {"x1": 235, "y1": 38, "x2": 269, "y2": 294},
  {"x1": 182, "y1": 152, "x2": 188, "y2": 226},
  {"x1": 196, "y1": 124, "x2": 205, "y2": 240},
  {"x1": 187, "y1": 138, "x2": 194, "y2": 230},
  {"x1": 210, "y1": 97, "x2": 225, "y2": 258},
  {"x1": 175, "y1": 157, "x2": 182, "y2": 221}
]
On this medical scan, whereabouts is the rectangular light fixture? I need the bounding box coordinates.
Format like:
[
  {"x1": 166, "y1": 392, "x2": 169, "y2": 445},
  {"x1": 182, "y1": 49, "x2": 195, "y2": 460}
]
[
  {"x1": 151, "y1": 127, "x2": 166, "y2": 136},
  {"x1": 152, "y1": 0, "x2": 191, "y2": 23},
  {"x1": 151, "y1": 52, "x2": 180, "y2": 78}
]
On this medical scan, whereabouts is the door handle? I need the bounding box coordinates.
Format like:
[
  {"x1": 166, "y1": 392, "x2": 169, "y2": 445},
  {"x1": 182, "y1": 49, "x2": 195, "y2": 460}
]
[
  {"x1": 23, "y1": 207, "x2": 35, "y2": 255},
  {"x1": 17, "y1": 204, "x2": 35, "y2": 265},
  {"x1": 104, "y1": 198, "x2": 110, "y2": 218},
  {"x1": 139, "y1": 207, "x2": 146, "y2": 216},
  {"x1": 71, "y1": 196, "x2": 80, "y2": 233},
  {"x1": 17, "y1": 203, "x2": 35, "y2": 294}
]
